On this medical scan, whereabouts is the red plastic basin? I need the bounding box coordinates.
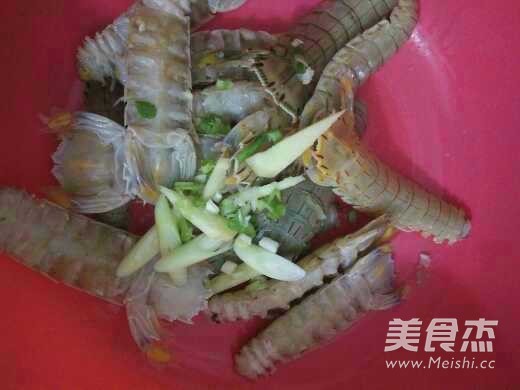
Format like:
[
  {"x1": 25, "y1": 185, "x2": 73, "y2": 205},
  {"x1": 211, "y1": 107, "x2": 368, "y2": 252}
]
[{"x1": 0, "y1": 0, "x2": 519, "y2": 388}]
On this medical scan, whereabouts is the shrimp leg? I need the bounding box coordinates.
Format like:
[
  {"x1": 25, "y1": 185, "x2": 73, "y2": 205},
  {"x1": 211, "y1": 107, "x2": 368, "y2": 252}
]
[
  {"x1": 300, "y1": 0, "x2": 418, "y2": 126},
  {"x1": 209, "y1": 216, "x2": 389, "y2": 322},
  {"x1": 306, "y1": 113, "x2": 471, "y2": 244},
  {"x1": 235, "y1": 246, "x2": 399, "y2": 379},
  {"x1": 192, "y1": 29, "x2": 277, "y2": 86}
]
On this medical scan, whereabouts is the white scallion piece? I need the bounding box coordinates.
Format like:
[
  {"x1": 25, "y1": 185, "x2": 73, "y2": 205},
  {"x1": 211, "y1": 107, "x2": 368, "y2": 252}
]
[
  {"x1": 221, "y1": 261, "x2": 238, "y2": 275},
  {"x1": 116, "y1": 227, "x2": 159, "y2": 278},
  {"x1": 155, "y1": 195, "x2": 186, "y2": 286},
  {"x1": 226, "y1": 176, "x2": 304, "y2": 208},
  {"x1": 232, "y1": 234, "x2": 305, "y2": 281},
  {"x1": 246, "y1": 110, "x2": 345, "y2": 178},
  {"x1": 203, "y1": 157, "x2": 231, "y2": 200},
  {"x1": 160, "y1": 187, "x2": 236, "y2": 241},
  {"x1": 258, "y1": 237, "x2": 280, "y2": 254},
  {"x1": 205, "y1": 199, "x2": 220, "y2": 214},
  {"x1": 154, "y1": 234, "x2": 232, "y2": 273}
]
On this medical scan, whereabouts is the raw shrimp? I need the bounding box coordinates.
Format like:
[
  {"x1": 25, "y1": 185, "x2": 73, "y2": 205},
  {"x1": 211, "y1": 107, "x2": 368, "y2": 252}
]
[
  {"x1": 125, "y1": 1, "x2": 197, "y2": 202},
  {"x1": 193, "y1": 81, "x2": 271, "y2": 124},
  {"x1": 209, "y1": 215, "x2": 389, "y2": 322},
  {"x1": 306, "y1": 112, "x2": 471, "y2": 244},
  {"x1": 0, "y1": 187, "x2": 135, "y2": 303},
  {"x1": 251, "y1": 0, "x2": 398, "y2": 121},
  {"x1": 300, "y1": 0, "x2": 418, "y2": 126},
  {"x1": 0, "y1": 187, "x2": 214, "y2": 358},
  {"x1": 191, "y1": 29, "x2": 277, "y2": 86},
  {"x1": 235, "y1": 246, "x2": 399, "y2": 378}
]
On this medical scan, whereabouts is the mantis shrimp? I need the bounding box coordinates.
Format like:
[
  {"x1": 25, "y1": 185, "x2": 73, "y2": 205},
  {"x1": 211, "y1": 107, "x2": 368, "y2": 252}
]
[
  {"x1": 235, "y1": 246, "x2": 398, "y2": 378},
  {"x1": 306, "y1": 111, "x2": 471, "y2": 244},
  {"x1": 0, "y1": 187, "x2": 212, "y2": 361},
  {"x1": 300, "y1": 0, "x2": 419, "y2": 126}
]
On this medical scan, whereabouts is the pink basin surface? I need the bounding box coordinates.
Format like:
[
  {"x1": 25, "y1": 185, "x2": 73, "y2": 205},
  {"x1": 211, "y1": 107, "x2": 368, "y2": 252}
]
[{"x1": 0, "y1": 0, "x2": 519, "y2": 388}]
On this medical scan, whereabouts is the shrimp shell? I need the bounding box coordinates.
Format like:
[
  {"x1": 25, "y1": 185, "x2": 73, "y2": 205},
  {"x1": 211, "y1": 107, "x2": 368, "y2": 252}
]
[
  {"x1": 251, "y1": 0, "x2": 398, "y2": 120},
  {"x1": 209, "y1": 215, "x2": 389, "y2": 322},
  {"x1": 300, "y1": 0, "x2": 418, "y2": 126},
  {"x1": 235, "y1": 246, "x2": 399, "y2": 379},
  {"x1": 0, "y1": 188, "x2": 135, "y2": 304},
  {"x1": 307, "y1": 114, "x2": 471, "y2": 244},
  {"x1": 125, "y1": 2, "x2": 197, "y2": 200}
]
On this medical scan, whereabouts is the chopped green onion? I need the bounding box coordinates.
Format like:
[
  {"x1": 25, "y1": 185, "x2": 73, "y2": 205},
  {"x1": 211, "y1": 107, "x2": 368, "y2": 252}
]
[
  {"x1": 220, "y1": 197, "x2": 239, "y2": 217},
  {"x1": 154, "y1": 234, "x2": 232, "y2": 273},
  {"x1": 197, "y1": 114, "x2": 231, "y2": 136},
  {"x1": 203, "y1": 157, "x2": 231, "y2": 200},
  {"x1": 160, "y1": 187, "x2": 236, "y2": 241},
  {"x1": 225, "y1": 176, "x2": 304, "y2": 209},
  {"x1": 135, "y1": 100, "x2": 157, "y2": 119},
  {"x1": 257, "y1": 189, "x2": 287, "y2": 221},
  {"x1": 175, "y1": 210, "x2": 194, "y2": 243},
  {"x1": 116, "y1": 227, "x2": 159, "y2": 278},
  {"x1": 216, "y1": 79, "x2": 234, "y2": 90},
  {"x1": 246, "y1": 110, "x2": 345, "y2": 178},
  {"x1": 207, "y1": 263, "x2": 260, "y2": 295},
  {"x1": 226, "y1": 209, "x2": 256, "y2": 237},
  {"x1": 155, "y1": 195, "x2": 182, "y2": 255},
  {"x1": 236, "y1": 129, "x2": 283, "y2": 163},
  {"x1": 294, "y1": 61, "x2": 307, "y2": 74},
  {"x1": 155, "y1": 195, "x2": 186, "y2": 286},
  {"x1": 233, "y1": 234, "x2": 306, "y2": 281},
  {"x1": 199, "y1": 159, "x2": 217, "y2": 175},
  {"x1": 174, "y1": 181, "x2": 204, "y2": 194}
]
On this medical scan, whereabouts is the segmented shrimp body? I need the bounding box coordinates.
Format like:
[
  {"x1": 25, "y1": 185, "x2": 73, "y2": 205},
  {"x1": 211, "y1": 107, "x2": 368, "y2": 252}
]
[
  {"x1": 124, "y1": 1, "x2": 197, "y2": 201},
  {"x1": 235, "y1": 246, "x2": 399, "y2": 378},
  {"x1": 251, "y1": 0, "x2": 398, "y2": 121},
  {"x1": 306, "y1": 113, "x2": 471, "y2": 244},
  {"x1": 300, "y1": 0, "x2": 418, "y2": 126},
  {"x1": 0, "y1": 188, "x2": 135, "y2": 302}
]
